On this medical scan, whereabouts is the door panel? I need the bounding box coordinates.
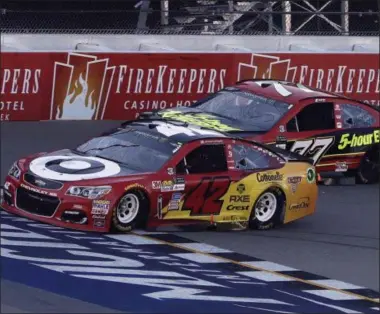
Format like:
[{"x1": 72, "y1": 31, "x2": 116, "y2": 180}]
[{"x1": 161, "y1": 143, "x2": 234, "y2": 221}]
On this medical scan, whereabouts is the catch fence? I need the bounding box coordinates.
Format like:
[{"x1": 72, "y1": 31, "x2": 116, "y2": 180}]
[{"x1": 1, "y1": 0, "x2": 379, "y2": 36}]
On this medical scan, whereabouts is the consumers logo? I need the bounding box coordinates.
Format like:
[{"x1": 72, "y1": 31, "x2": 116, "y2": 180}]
[
  {"x1": 50, "y1": 53, "x2": 116, "y2": 120},
  {"x1": 237, "y1": 54, "x2": 297, "y2": 82}
]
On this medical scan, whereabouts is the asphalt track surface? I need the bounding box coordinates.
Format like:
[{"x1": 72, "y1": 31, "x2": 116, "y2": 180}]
[{"x1": 0, "y1": 121, "x2": 379, "y2": 313}]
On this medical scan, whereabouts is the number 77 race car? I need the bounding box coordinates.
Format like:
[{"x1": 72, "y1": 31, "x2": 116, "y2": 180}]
[
  {"x1": 1, "y1": 119, "x2": 318, "y2": 232},
  {"x1": 150, "y1": 79, "x2": 380, "y2": 184}
]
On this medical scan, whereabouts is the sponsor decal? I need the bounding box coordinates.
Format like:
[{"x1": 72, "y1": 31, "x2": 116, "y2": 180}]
[
  {"x1": 91, "y1": 212, "x2": 108, "y2": 217},
  {"x1": 334, "y1": 104, "x2": 343, "y2": 129},
  {"x1": 229, "y1": 195, "x2": 250, "y2": 203},
  {"x1": 289, "y1": 197, "x2": 310, "y2": 211},
  {"x1": 0, "y1": 52, "x2": 378, "y2": 121},
  {"x1": 168, "y1": 200, "x2": 180, "y2": 211},
  {"x1": 306, "y1": 168, "x2": 316, "y2": 183},
  {"x1": 92, "y1": 214, "x2": 106, "y2": 219},
  {"x1": 161, "y1": 178, "x2": 186, "y2": 192},
  {"x1": 173, "y1": 177, "x2": 185, "y2": 191},
  {"x1": 338, "y1": 130, "x2": 380, "y2": 150},
  {"x1": 279, "y1": 125, "x2": 285, "y2": 133},
  {"x1": 200, "y1": 139, "x2": 226, "y2": 144},
  {"x1": 93, "y1": 218, "x2": 106, "y2": 227},
  {"x1": 92, "y1": 199, "x2": 110, "y2": 208},
  {"x1": 172, "y1": 192, "x2": 182, "y2": 200},
  {"x1": 287, "y1": 176, "x2": 302, "y2": 193},
  {"x1": 168, "y1": 193, "x2": 182, "y2": 210},
  {"x1": 256, "y1": 172, "x2": 284, "y2": 183},
  {"x1": 20, "y1": 183, "x2": 57, "y2": 197},
  {"x1": 152, "y1": 181, "x2": 162, "y2": 190},
  {"x1": 4, "y1": 181, "x2": 11, "y2": 190},
  {"x1": 236, "y1": 184, "x2": 245, "y2": 194},
  {"x1": 335, "y1": 162, "x2": 348, "y2": 172},
  {"x1": 275, "y1": 135, "x2": 287, "y2": 150},
  {"x1": 63, "y1": 210, "x2": 82, "y2": 215},
  {"x1": 227, "y1": 204, "x2": 249, "y2": 211},
  {"x1": 161, "y1": 180, "x2": 174, "y2": 192},
  {"x1": 73, "y1": 204, "x2": 83, "y2": 210},
  {"x1": 167, "y1": 168, "x2": 175, "y2": 175},
  {"x1": 91, "y1": 200, "x2": 110, "y2": 215},
  {"x1": 125, "y1": 183, "x2": 148, "y2": 192},
  {"x1": 222, "y1": 215, "x2": 246, "y2": 221},
  {"x1": 29, "y1": 155, "x2": 121, "y2": 181},
  {"x1": 162, "y1": 111, "x2": 240, "y2": 132}
]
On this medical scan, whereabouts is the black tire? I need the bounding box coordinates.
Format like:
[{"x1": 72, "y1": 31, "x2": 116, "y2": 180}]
[
  {"x1": 248, "y1": 187, "x2": 285, "y2": 230},
  {"x1": 112, "y1": 189, "x2": 149, "y2": 232},
  {"x1": 356, "y1": 147, "x2": 380, "y2": 184}
]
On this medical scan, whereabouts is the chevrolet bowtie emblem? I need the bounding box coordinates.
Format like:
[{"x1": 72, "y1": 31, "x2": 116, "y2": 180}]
[{"x1": 35, "y1": 179, "x2": 46, "y2": 186}]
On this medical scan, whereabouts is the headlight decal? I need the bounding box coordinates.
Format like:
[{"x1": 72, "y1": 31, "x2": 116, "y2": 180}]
[{"x1": 66, "y1": 186, "x2": 112, "y2": 199}]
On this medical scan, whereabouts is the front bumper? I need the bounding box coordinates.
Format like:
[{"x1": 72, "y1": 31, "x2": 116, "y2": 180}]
[{"x1": 0, "y1": 179, "x2": 111, "y2": 233}]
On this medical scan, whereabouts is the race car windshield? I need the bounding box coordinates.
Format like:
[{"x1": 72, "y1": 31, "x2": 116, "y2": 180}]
[
  {"x1": 195, "y1": 89, "x2": 291, "y2": 130},
  {"x1": 75, "y1": 129, "x2": 179, "y2": 172}
]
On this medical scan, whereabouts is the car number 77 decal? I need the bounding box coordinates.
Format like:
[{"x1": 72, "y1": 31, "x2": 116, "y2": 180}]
[{"x1": 289, "y1": 136, "x2": 335, "y2": 165}]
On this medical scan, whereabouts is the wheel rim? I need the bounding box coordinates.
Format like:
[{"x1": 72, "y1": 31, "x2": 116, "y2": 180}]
[
  {"x1": 254, "y1": 192, "x2": 277, "y2": 222},
  {"x1": 116, "y1": 193, "x2": 140, "y2": 224}
]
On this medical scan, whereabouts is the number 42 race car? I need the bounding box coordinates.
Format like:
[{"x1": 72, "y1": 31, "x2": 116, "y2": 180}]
[{"x1": 1, "y1": 119, "x2": 318, "y2": 232}]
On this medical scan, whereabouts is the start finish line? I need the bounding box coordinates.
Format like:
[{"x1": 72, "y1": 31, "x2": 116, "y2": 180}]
[{"x1": 0, "y1": 211, "x2": 378, "y2": 313}]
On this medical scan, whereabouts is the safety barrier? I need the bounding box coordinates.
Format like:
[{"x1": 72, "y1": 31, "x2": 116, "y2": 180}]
[{"x1": 0, "y1": 51, "x2": 379, "y2": 121}]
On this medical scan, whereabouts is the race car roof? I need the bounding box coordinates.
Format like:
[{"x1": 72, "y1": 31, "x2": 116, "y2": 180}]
[
  {"x1": 235, "y1": 79, "x2": 339, "y2": 104},
  {"x1": 121, "y1": 119, "x2": 228, "y2": 144}
]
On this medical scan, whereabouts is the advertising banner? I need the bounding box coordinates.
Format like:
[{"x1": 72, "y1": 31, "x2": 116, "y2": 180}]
[{"x1": 1, "y1": 52, "x2": 379, "y2": 121}]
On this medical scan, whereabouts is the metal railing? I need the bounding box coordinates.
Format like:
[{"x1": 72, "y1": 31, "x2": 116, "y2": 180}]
[{"x1": 1, "y1": 0, "x2": 379, "y2": 36}]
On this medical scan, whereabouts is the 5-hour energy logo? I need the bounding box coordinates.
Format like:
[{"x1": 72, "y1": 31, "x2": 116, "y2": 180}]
[{"x1": 338, "y1": 130, "x2": 380, "y2": 150}]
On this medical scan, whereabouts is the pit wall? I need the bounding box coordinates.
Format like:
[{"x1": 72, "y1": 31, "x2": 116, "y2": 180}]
[{"x1": 0, "y1": 35, "x2": 379, "y2": 121}]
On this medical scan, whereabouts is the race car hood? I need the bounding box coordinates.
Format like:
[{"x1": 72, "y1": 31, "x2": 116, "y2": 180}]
[
  {"x1": 154, "y1": 108, "x2": 267, "y2": 134},
  {"x1": 23, "y1": 149, "x2": 147, "y2": 183}
]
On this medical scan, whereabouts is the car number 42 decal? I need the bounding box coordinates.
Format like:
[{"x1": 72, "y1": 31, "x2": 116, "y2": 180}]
[
  {"x1": 182, "y1": 176, "x2": 231, "y2": 216},
  {"x1": 289, "y1": 137, "x2": 335, "y2": 165}
]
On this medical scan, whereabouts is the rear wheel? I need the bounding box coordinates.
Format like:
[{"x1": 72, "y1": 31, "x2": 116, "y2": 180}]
[
  {"x1": 112, "y1": 190, "x2": 149, "y2": 232},
  {"x1": 357, "y1": 148, "x2": 380, "y2": 184},
  {"x1": 248, "y1": 188, "x2": 285, "y2": 230}
]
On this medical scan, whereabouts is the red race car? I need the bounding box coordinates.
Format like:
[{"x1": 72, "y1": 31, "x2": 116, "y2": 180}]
[
  {"x1": 1, "y1": 119, "x2": 318, "y2": 232},
  {"x1": 151, "y1": 79, "x2": 380, "y2": 184}
]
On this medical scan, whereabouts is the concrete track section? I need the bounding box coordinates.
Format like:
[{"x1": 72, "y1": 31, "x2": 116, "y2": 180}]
[{"x1": 1, "y1": 121, "x2": 379, "y2": 313}]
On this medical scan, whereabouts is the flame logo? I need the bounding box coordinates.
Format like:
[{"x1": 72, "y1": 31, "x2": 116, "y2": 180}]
[
  {"x1": 56, "y1": 74, "x2": 97, "y2": 120},
  {"x1": 50, "y1": 53, "x2": 116, "y2": 120}
]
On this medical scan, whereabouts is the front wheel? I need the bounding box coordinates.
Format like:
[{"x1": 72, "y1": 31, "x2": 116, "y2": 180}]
[
  {"x1": 356, "y1": 148, "x2": 379, "y2": 184},
  {"x1": 112, "y1": 190, "x2": 149, "y2": 232},
  {"x1": 248, "y1": 188, "x2": 285, "y2": 230}
]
